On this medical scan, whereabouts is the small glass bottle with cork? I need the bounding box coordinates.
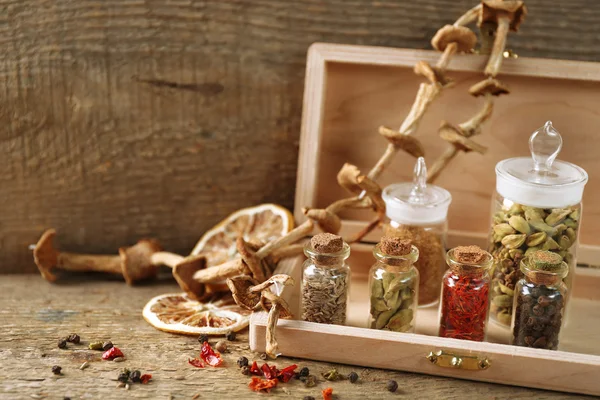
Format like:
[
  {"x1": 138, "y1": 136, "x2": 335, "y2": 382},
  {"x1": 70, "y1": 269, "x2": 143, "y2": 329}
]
[
  {"x1": 488, "y1": 121, "x2": 588, "y2": 326},
  {"x1": 511, "y1": 250, "x2": 568, "y2": 350},
  {"x1": 368, "y1": 237, "x2": 419, "y2": 333},
  {"x1": 301, "y1": 233, "x2": 351, "y2": 325},
  {"x1": 382, "y1": 157, "x2": 452, "y2": 307},
  {"x1": 439, "y1": 245, "x2": 493, "y2": 342}
]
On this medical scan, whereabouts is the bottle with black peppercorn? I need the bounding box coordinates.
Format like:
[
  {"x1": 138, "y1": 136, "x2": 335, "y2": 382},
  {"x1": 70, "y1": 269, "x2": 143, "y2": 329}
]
[{"x1": 511, "y1": 250, "x2": 568, "y2": 350}]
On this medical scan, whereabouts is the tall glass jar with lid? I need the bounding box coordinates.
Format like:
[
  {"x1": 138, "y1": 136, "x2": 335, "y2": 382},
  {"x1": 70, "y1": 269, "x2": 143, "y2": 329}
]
[
  {"x1": 488, "y1": 121, "x2": 588, "y2": 326},
  {"x1": 382, "y1": 157, "x2": 452, "y2": 307}
]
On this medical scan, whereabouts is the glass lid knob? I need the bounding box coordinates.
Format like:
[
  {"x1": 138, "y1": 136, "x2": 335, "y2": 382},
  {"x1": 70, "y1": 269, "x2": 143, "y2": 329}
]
[
  {"x1": 529, "y1": 121, "x2": 563, "y2": 176},
  {"x1": 408, "y1": 157, "x2": 427, "y2": 204}
]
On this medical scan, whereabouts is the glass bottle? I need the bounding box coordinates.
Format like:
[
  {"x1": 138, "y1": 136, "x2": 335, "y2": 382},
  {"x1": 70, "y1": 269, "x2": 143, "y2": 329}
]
[
  {"x1": 511, "y1": 250, "x2": 568, "y2": 350},
  {"x1": 382, "y1": 157, "x2": 451, "y2": 307},
  {"x1": 368, "y1": 238, "x2": 419, "y2": 333},
  {"x1": 488, "y1": 121, "x2": 588, "y2": 326},
  {"x1": 301, "y1": 233, "x2": 351, "y2": 325},
  {"x1": 439, "y1": 246, "x2": 493, "y2": 342}
]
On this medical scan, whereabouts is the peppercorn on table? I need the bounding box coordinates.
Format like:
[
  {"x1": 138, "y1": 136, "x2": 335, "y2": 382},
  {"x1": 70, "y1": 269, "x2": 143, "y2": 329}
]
[{"x1": 0, "y1": 275, "x2": 587, "y2": 400}]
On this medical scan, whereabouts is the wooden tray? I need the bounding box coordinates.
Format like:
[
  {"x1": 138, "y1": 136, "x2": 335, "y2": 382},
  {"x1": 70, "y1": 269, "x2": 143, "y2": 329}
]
[{"x1": 250, "y1": 43, "x2": 600, "y2": 395}]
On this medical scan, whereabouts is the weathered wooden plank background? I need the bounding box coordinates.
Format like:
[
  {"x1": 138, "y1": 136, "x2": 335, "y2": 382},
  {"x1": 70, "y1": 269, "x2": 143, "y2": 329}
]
[{"x1": 2, "y1": 0, "x2": 599, "y2": 273}]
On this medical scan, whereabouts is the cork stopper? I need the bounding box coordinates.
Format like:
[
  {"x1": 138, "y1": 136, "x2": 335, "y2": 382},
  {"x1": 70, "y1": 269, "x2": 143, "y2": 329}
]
[
  {"x1": 530, "y1": 251, "x2": 563, "y2": 272},
  {"x1": 380, "y1": 236, "x2": 412, "y2": 256},
  {"x1": 310, "y1": 233, "x2": 344, "y2": 254},
  {"x1": 454, "y1": 245, "x2": 487, "y2": 264}
]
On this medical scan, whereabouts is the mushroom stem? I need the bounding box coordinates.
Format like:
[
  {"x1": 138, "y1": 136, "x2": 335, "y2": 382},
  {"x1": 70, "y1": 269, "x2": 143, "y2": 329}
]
[
  {"x1": 270, "y1": 244, "x2": 305, "y2": 261},
  {"x1": 479, "y1": 21, "x2": 497, "y2": 55},
  {"x1": 266, "y1": 304, "x2": 282, "y2": 358},
  {"x1": 256, "y1": 220, "x2": 314, "y2": 259},
  {"x1": 454, "y1": 4, "x2": 482, "y2": 26},
  {"x1": 58, "y1": 253, "x2": 122, "y2": 274},
  {"x1": 344, "y1": 216, "x2": 381, "y2": 244},
  {"x1": 436, "y1": 42, "x2": 457, "y2": 72},
  {"x1": 150, "y1": 251, "x2": 184, "y2": 268},
  {"x1": 192, "y1": 258, "x2": 247, "y2": 283},
  {"x1": 326, "y1": 196, "x2": 367, "y2": 214},
  {"x1": 485, "y1": 18, "x2": 510, "y2": 77}
]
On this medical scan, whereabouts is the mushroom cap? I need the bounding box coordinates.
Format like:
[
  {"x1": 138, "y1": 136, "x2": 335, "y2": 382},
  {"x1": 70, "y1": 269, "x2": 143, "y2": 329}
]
[
  {"x1": 336, "y1": 163, "x2": 363, "y2": 195},
  {"x1": 378, "y1": 126, "x2": 425, "y2": 158},
  {"x1": 303, "y1": 208, "x2": 341, "y2": 234},
  {"x1": 119, "y1": 239, "x2": 161, "y2": 285},
  {"x1": 33, "y1": 229, "x2": 60, "y2": 282},
  {"x1": 439, "y1": 121, "x2": 487, "y2": 154},
  {"x1": 260, "y1": 290, "x2": 293, "y2": 319},
  {"x1": 236, "y1": 237, "x2": 266, "y2": 283},
  {"x1": 226, "y1": 275, "x2": 261, "y2": 311},
  {"x1": 250, "y1": 274, "x2": 294, "y2": 294},
  {"x1": 172, "y1": 255, "x2": 207, "y2": 301},
  {"x1": 431, "y1": 25, "x2": 477, "y2": 53},
  {"x1": 469, "y1": 78, "x2": 510, "y2": 97},
  {"x1": 480, "y1": 0, "x2": 527, "y2": 31},
  {"x1": 413, "y1": 61, "x2": 452, "y2": 88}
]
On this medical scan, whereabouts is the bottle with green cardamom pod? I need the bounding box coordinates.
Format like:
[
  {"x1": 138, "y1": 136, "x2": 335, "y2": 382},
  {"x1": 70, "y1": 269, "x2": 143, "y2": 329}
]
[
  {"x1": 488, "y1": 121, "x2": 588, "y2": 327},
  {"x1": 368, "y1": 237, "x2": 419, "y2": 333}
]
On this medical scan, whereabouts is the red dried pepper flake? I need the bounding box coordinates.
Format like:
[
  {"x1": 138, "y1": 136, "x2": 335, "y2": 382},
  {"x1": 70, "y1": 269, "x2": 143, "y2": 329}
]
[
  {"x1": 261, "y1": 363, "x2": 274, "y2": 379},
  {"x1": 277, "y1": 364, "x2": 297, "y2": 383},
  {"x1": 140, "y1": 374, "x2": 152, "y2": 384},
  {"x1": 248, "y1": 377, "x2": 278, "y2": 392},
  {"x1": 188, "y1": 358, "x2": 205, "y2": 368},
  {"x1": 322, "y1": 387, "x2": 333, "y2": 400},
  {"x1": 200, "y1": 341, "x2": 222, "y2": 367},
  {"x1": 249, "y1": 361, "x2": 262, "y2": 375},
  {"x1": 101, "y1": 346, "x2": 124, "y2": 360}
]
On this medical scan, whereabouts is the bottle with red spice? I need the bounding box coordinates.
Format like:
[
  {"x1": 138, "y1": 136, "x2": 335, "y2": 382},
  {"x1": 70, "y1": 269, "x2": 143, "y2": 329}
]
[{"x1": 439, "y1": 245, "x2": 493, "y2": 342}]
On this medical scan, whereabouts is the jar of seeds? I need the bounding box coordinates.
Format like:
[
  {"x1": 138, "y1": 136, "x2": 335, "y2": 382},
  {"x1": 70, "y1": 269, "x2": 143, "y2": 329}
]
[
  {"x1": 369, "y1": 237, "x2": 419, "y2": 333},
  {"x1": 382, "y1": 157, "x2": 451, "y2": 307},
  {"x1": 301, "y1": 233, "x2": 350, "y2": 325},
  {"x1": 488, "y1": 121, "x2": 588, "y2": 326},
  {"x1": 511, "y1": 251, "x2": 568, "y2": 350}
]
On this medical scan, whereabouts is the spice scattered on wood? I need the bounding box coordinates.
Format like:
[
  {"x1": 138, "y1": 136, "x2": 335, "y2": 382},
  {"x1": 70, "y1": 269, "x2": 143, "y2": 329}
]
[
  {"x1": 57, "y1": 338, "x2": 67, "y2": 349},
  {"x1": 89, "y1": 341, "x2": 103, "y2": 350},
  {"x1": 102, "y1": 346, "x2": 124, "y2": 361},
  {"x1": 188, "y1": 358, "x2": 205, "y2": 368},
  {"x1": 140, "y1": 374, "x2": 152, "y2": 384},
  {"x1": 197, "y1": 334, "x2": 209, "y2": 344},
  {"x1": 260, "y1": 352, "x2": 268, "y2": 360},
  {"x1": 51, "y1": 365, "x2": 62, "y2": 375},
  {"x1": 299, "y1": 366, "x2": 310, "y2": 378},
  {"x1": 237, "y1": 356, "x2": 249, "y2": 368},
  {"x1": 215, "y1": 340, "x2": 227, "y2": 353},
  {"x1": 66, "y1": 334, "x2": 80, "y2": 344},
  {"x1": 130, "y1": 370, "x2": 142, "y2": 383},
  {"x1": 113, "y1": 357, "x2": 126, "y2": 363},
  {"x1": 348, "y1": 371, "x2": 359, "y2": 383},
  {"x1": 303, "y1": 396, "x2": 316, "y2": 400},
  {"x1": 248, "y1": 376, "x2": 278, "y2": 392},
  {"x1": 200, "y1": 341, "x2": 222, "y2": 367},
  {"x1": 79, "y1": 362, "x2": 89, "y2": 370},
  {"x1": 304, "y1": 375, "x2": 317, "y2": 387},
  {"x1": 322, "y1": 387, "x2": 333, "y2": 400},
  {"x1": 226, "y1": 331, "x2": 236, "y2": 341},
  {"x1": 241, "y1": 366, "x2": 251, "y2": 375},
  {"x1": 387, "y1": 379, "x2": 398, "y2": 392},
  {"x1": 117, "y1": 370, "x2": 130, "y2": 383},
  {"x1": 322, "y1": 368, "x2": 343, "y2": 381},
  {"x1": 102, "y1": 341, "x2": 114, "y2": 351}
]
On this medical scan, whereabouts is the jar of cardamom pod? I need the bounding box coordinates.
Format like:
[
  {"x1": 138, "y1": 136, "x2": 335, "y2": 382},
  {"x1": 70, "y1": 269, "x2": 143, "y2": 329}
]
[
  {"x1": 301, "y1": 233, "x2": 351, "y2": 325},
  {"x1": 488, "y1": 121, "x2": 588, "y2": 327},
  {"x1": 369, "y1": 237, "x2": 419, "y2": 333},
  {"x1": 382, "y1": 157, "x2": 451, "y2": 307}
]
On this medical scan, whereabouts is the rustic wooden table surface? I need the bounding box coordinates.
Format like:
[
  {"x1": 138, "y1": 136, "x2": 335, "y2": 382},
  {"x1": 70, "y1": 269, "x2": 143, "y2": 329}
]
[{"x1": 0, "y1": 274, "x2": 589, "y2": 400}]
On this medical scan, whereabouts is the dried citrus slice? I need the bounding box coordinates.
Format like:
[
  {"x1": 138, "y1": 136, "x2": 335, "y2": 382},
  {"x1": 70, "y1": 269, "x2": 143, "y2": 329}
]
[
  {"x1": 142, "y1": 293, "x2": 250, "y2": 335},
  {"x1": 191, "y1": 204, "x2": 294, "y2": 266}
]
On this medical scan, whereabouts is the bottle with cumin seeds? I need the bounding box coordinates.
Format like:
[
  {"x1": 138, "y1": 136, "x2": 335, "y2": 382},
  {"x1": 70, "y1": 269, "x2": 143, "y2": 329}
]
[{"x1": 301, "y1": 233, "x2": 350, "y2": 325}]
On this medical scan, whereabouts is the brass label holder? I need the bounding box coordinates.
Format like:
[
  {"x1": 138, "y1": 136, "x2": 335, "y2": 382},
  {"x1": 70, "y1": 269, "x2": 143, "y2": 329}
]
[{"x1": 426, "y1": 350, "x2": 491, "y2": 371}]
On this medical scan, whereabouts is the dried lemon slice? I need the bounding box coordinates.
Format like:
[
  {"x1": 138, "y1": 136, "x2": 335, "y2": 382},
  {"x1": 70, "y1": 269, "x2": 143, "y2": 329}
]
[
  {"x1": 143, "y1": 293, "x2": 250, "y2": 335},
  {"x1": 191, "y1": 204, "x2": 294, "y2": 266}
]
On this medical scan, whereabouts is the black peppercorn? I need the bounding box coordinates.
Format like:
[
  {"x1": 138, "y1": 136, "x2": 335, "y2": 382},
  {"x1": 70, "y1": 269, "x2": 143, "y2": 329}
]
[
  {"x1": 52, "y1": 365, "x2": 62, "y2": 375},
  {"x1": 348, "y1": 371, "x2": 359, "y2": 383},
  {"x1": 225, "y1": 331, "x2": 236, "y2": 341},
  {"x1": 58, "y1": 338, "x2": 67, "y2": 349},
  {"x1": 299, "y1": 366, "x2": 310, "y2": 377},
  {"x1": 67, "y1": 334, "x2": 80, "y2": 344},
  {"x1": 241, "y1": 366, "x2": 251, "y2": 376},
  {"x1": 260, "y1": 352, "x2": 268, "y2": 360},
  {"x1": 198, "y1": 334, "x2": 209, "y2": 344},
  {"x1": 130, "y1": 370, "x2": 141, "y2": 383},
  {"x1": 102, "y1": 341, "x2": 113, "y2": 351},
  {"x1": 117, "y1": 372, "x2": 130, "y2": 383},
  {"x1": 237, "y1": 356, "x2": 249, "y2": 368},
  {"x1": 386, "y1": 379, "x2": 398, "y2": 392},
  {"x1": 303, "y1": 396, "x2": 316, "y2": 400}
]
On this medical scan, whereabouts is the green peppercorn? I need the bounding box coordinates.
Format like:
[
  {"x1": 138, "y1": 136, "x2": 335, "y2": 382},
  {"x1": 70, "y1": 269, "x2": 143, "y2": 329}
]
[
  {"x1": 102, "y1": 341, "x2": 113, "y2": 351},
  {"x1": 58, "y1": 338, "x2": 67, "y2": 349},
  {"x1": 237, "y1": 356, "x2": 249, "y2": 368},
  {"x1": 67, "y1": 333, "x2": 80, "y2": 344},
  {"x1": 198, "y1": 334, "x2": 209, "y2": 344},
  {"x1": 387, "y1": 380, "x2": 398, "y2": 392},
  {"x1": 299, "y1": 366, "x2": 310, "y2": 377},
  {"x1": 89, "y1": 341, "x2": 103, "y2": 350},
  {"x1": 225, "y1": 331, "x2": 236, "y2": 341},
  {"x1": 130, "y1": 370, "x2": 141, "y2": 383},
  {"x1": 348, "y1": 371, "x2": 359, "y2": 383},
  {"x1": 52, "y1": 365, "x2": 62, "y2": 375},
  {"x1": 241, "y1": 366, "x2": 251, "y2": 375}
]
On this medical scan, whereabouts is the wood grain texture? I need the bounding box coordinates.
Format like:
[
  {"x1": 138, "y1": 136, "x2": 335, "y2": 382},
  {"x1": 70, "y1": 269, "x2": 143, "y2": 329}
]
[
  {"x1": 2, "y1": 0, "x2": 600, "y2": 273},
  {"x1": 0, "y1": 275, "x2": 590, "y2": 399}
]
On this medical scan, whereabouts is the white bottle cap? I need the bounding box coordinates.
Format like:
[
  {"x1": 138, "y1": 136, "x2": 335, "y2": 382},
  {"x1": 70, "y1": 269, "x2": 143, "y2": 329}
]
[
  {"x1": 382, "y1": 157, "x2": 452, "y2": 226},
  {"x1": 496, "y1": 121, "x2": 588, "y2": 208}
]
